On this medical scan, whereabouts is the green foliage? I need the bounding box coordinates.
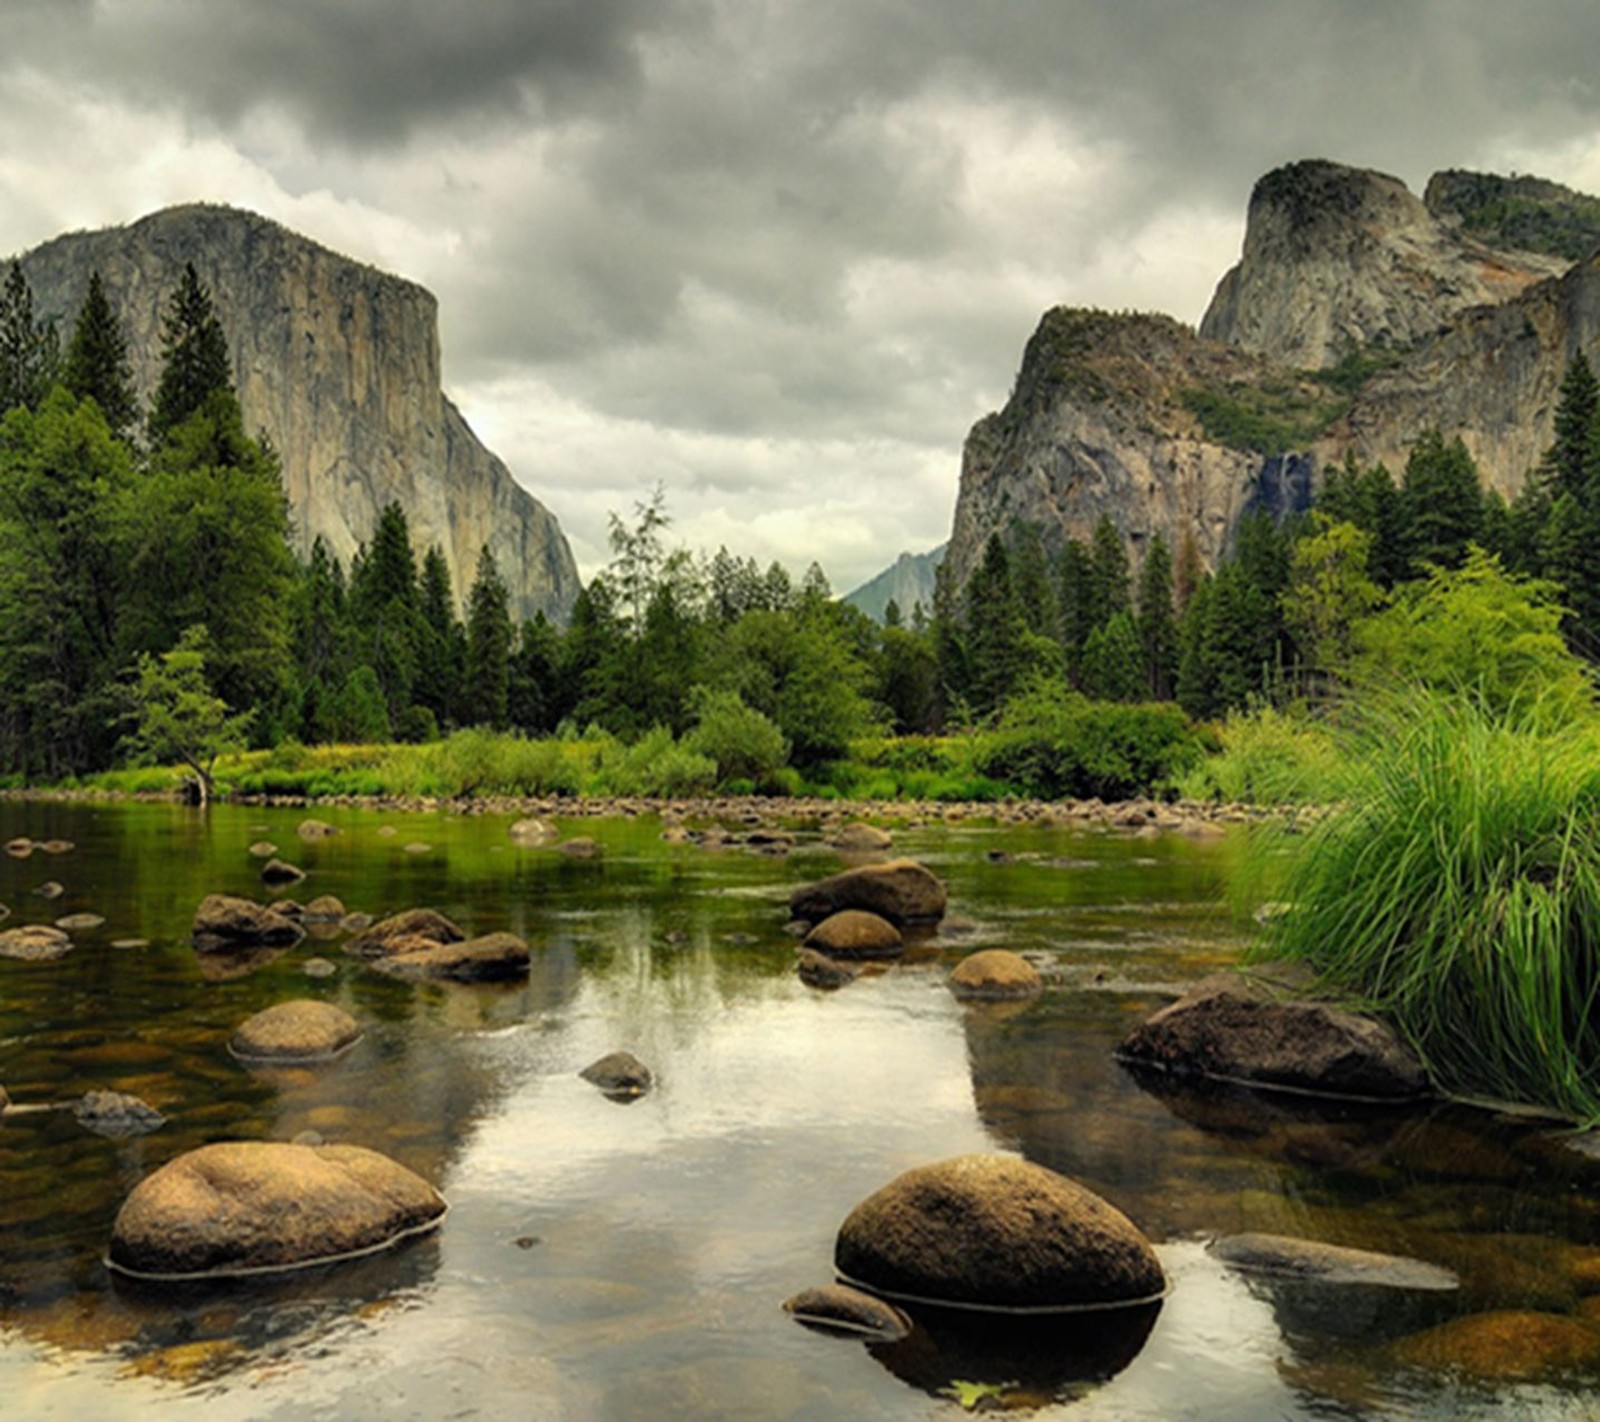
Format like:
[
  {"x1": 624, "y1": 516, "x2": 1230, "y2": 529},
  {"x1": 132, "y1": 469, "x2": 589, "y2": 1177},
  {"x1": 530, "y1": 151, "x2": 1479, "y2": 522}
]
[
  {"x1": 1401, "y1": 428, "x2": 1483, "y2": 574},
  {"x1": 593, "y1": 726, "x2": 717, "y2": 797},
  {"x1": 974, "y1": 683, "x2": 1205, "y2": 800},
  {"x1": 1181, "y1": 380, "x2": 1346, "y2": 454},
  {"x1": 1256, "y1": 692, "x2": 1600, "y2": 1122},
  {"x1": 61, "y1": 271, "x2": 138, "y2": 438},
  {"x1": 1175, "y1": 703, "x2": 1342, "y2": 805},
  {"x1": 463, "y1": 545, "x2": 513, "y2": 729},
  {"x1": 1308, "y1": 343, "x2": 1403, "y2": 398},
  {"x1": 0, "y1": 262, "x2": 58, "y2": 415},
  {"x1": 1352, "y1": 547, "x2": 1592, "y2": 725},
  {"x1": 148, "y1": 262, "x2": 232, "y2": 446},
  {"x1": 1281, "y1": 514, "x2": 1384, "y2": 682},
  {"x1": 120, "y1": 625, "x2": 253, "y2": 802},
  {"x1": 682, "y1": 688, "x2": 789, "y2": 788}
]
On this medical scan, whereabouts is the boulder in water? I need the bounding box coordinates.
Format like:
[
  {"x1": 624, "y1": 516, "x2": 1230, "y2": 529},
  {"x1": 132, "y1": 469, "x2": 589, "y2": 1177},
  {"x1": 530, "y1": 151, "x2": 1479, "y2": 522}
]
[
  {"x1": 74, "y1": 1091, "x2": 165, "y2": 1138},
  {"x1": 790, "y1": 859, "x2": 946, "y2": 926},
  {"x1": 949, "y1": 950, "x2": 1042, "y2": 1000},
  {"x1": 370, "y1": 932, "x2": 531, "y2": 982},
  {"x1": 0, "y1": 924, "x2": 73, "y2": 961},
  {"x1": 259, "y1": 858, "x2": 306, "y2": 886},
  {"x1": 191, "y1": 894, "x2": 304, "y2": 950},
  {"x1": 230, "y1": 1000, "x2": 363, "y2": 1063},
  {"x1": 803, "y1": 910, "x2": 903, "y2": 958},
  {"x1": 783, "y1": 1283, "x2": 911, "y2": 1340},
  {"x1": 344, "y1": 908, "x2": 463, "y2": 959},
  {"x1": 580, "y1": 1051, "x2": 653, "y2": 1099}
]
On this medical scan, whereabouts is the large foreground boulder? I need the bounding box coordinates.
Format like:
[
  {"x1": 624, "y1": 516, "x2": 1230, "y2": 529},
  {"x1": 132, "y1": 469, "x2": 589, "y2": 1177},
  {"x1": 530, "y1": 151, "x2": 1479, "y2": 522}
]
[
  {"x1": 1118, "y1": 972, "x2": 1428, "y2": 1100},
  {"x1": 191, "y1": 894, "x2": 304, "y2": 951},
  {"x1": 370, "y1": 932, "x2": 531, "y2": 982},
  {"x1": 835, "y1": 1155, "x2": 1164, "y2": 1311},
  {"x1": 109, "y1": 1141, "x2": 446, "y2": 1279},
  {"x1": 344, "y1": 908, "x2": 464, "y2": 960},
  {"x1": 230, "y1": 1000, "x2": 364, "y2": 1063},
  {"x1": 790, "y1": 859, "x2": 947, "y2": 926}
]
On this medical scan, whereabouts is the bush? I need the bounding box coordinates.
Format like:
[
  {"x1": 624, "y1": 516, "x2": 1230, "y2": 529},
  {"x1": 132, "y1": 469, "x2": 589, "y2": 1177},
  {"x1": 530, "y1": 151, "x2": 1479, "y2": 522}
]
[
  {"x1": 1257, "y1": 691, "x2": 1600, "y2": 1122},
  {"x1": 974, "y1": 686, "x2": 1205, "y2": 801},
  {"x1": 1176, "y1": 704, "x2": 1341, "y2": 805},
  {"x1": 683, "y1": 689, "x2": 789, "y2": 788}
]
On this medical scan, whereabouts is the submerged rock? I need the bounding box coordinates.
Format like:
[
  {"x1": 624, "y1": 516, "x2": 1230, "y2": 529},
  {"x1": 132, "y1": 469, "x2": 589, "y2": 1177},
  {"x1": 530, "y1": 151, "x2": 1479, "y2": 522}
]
[
  {"x1": 1391, "y1": 1309, "x2": 1600, "y2": 1382},
  {"x1": 4, "y1": 837, "x2": 32, "y2": 858},
  {"x1": 1118, "y1": 972, "x2": 1429, "y2": 1100},
  {"x1": 797, "y1": 948, "x2": 860, "y2": 990},
  {"x1": 296, "y1": 819, "x2": 340, "y2": 841},
  {"x1": 831, "y1": 822, "x2": 894, "y2": 852},
  {"x1": 247, "y1": 840, "x2": 278, "y2": 858},
  {"x1": 108, "y1": 1141, "x2": 446, "y2": 1279},
  {"x1": 1210, "y1": 1233, "x2": 1458, "y2": 1290},
  {"x1": 38, "y1": 839, "x2": 73, "y2": 855},
  {"x1": 835, "y1": 1154, "x2": 1164, "y2": 1312},
  {"x1": 191, "y1": 894, "x2": 304, "y2": 950},
  {"x1": 370, "y1": 932, "x2": 531, "y2": 982},
  {"x1": 74, "y1": 1090, "x2": 165, "y2": 1138},
  {"x1": 557, "y1": 836, "x2": 601, "y2": 859},
  {"x1": 344, "y1": 908, "x2": 464, "y2": 959},
  {"x1": 803, "y1": 910, "x2": 903, "y2": 958},
  {"x1": 0, "y1": 924, "x2": 73, "y2": 961},
  {"x1": 54, "y1": 913, "x2": 105, "y2": 932},
  {"x1": 508, "y1": 817, "x2": 558, "y2": 845},
  {"x1": 790, "y1": 859, "x2": 948, "y2": 926},
  {"x1": 35, "y1": 881, "x2": 64, "y2": 900},
  {"x1": 230, "y1": 1000, "x2": 363, "y2": 1063},
  {"x1": 580, "y1": 1051, "x2": 653, "y2": 1099},
  {"x1": 783, "y1": 1283, "x2": 911, "y2": 1341},
  {"x1": 303, "y1": 894, "x2": 346, "y2": 921},
  {"x1": 948, "y1": 949, "x2": 1042, "y2": 1000}
]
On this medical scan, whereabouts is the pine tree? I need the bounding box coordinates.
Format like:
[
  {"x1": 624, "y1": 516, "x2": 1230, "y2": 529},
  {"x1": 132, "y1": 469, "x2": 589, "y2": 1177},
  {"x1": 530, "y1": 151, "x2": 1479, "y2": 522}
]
[
  {"x1": 1135, "y1": 533, "x2": 1178, "y2": 699},
  {"x1": 1088, "y1": 516, "x2": 1132, "y2": 627},
  {"x1": 148, "y1": 262, "x2": 232, "y2": 445},
  {"x1": 0, "y1": 262, "x2": 58, "y2": 415},
  {"x1": 1056, "y1": 538, "x2": 1095, "y2": 686},
  {"x1": 62, "y1": 271, "x2": 137, "y2": 437},
  {"x1": 510, "y1": 613, "x2": 560, "y2": 733},
  {"x1": 963, "y1": 534, "x2": 1030, "y2": 718},
  {"x1": 1081, "y1": 612, "x2": 1146, "y2": 701},
  {"x1": 463, "y1": 546, "x2": 513, "y2": 728},
  {"x1": 1401, "y1": 428, "x2": 1482, "y2": 574},
  {"x1": 415, "y1": 545, "x2": 462, "y2": 729},
  {"x1": 1010, "y1": 524, "x2": 1057, "y2": 637},
  {"x1": 1543, "y1": 351, "x2": 1598, "y2": 502}
]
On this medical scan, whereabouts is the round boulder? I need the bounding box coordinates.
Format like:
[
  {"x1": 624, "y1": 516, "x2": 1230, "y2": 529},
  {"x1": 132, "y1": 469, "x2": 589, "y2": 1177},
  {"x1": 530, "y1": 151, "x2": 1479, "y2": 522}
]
[
  {"x1": 296, "y1": 819, "x2": 340, "y2": 841},
  {"x1": 783, "y1": 1283, "x2": 911, "y2": 1341},
  {"x1": 835, "y1": 1155, "x2": 1164, "y2": 1312},
  {"x1": 949, "y1": 950, "x2": 1042, "y2": 1001},
  {"x1": 230, "y1": 1000, "x2": 364, "y2": 1063},
  {"x1": 580, "y1": 1051, "x2": 653, "y2": 1099},
  {"x1": 790, "y1": 859, "x2": 947, "y2": 926},
  {"x1": 108, "y1": 1141, "x2": 446, "y2": 1279},
  {"x1": 509, "y1": 817, "x2": 558, "y2": 845},
  {"x1": 804, "y1": 910, "x2": 903, "y2": 958},
  {"x1": 797, "y1": 948, "x2": 860, "y2": 990},
  {"x1": 0, "y1": 924, "x2": 73, "y2": 961},
  {"x1": 557, "y1": 836, "x2": 601, "y2": 859},
  {"x1": 370, "y1": 932, "x2": 531, "y2": 982},
  {"x1": 831, "y1": 822, "x2": 894, "y2": 852},
  {"x1": 344, "y1": 908, "x2": 463, "y2": 960},
  {"x1": 303, "y1": 895, "x2": 346, "y2": 922}
]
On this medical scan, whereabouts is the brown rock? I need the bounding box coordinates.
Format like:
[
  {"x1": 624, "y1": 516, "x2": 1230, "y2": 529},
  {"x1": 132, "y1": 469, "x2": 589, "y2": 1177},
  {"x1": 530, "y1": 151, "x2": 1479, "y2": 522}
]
[
  {"x1": 1118, "y1": 972, "x2": 1429, "y2": 1100},
  {"x1": 248, "y1": 841, "x2": 278, "y2": 858},
  {"x1": 370, "y1": 932, "x2": 531, "y2": 982},
  {"x1": 803, "y1": 910, "x2": 903, "y2": 958},
  {"x1": 344, "y1": 908, "x2": 464, "y2": 959},
  {"x1": 297, "y1": 818, "x2": 340, "y2": 841},
  {"x1": 580, "y1": 1051, "x2": 652, "y2": 1099},
  {"x1": 835, "y1": 1155, "x2": 1164, "y2": 1311},
  {"x1": 35, "y1": 881, "x2": 64, "y2": 900},
  {"x1": 108, "y1": 1141, "x2": 446, "y2": 1278},
  {"x1": 1392, "y1": 1310, "x2": 1600, "y2": 1382},
  {"x1": 74, "y1": 1091, "x2": 165, "y2": 1138},
  {"x1": 831, "y1": 822, "x2": 894, "y2": 852},
  {"x1": 0, "y1": 924, "x2": 73, "y2": 961},
  {"x1": 949, "y1": 949, "x2": 1042, "y2": 1000},
  {"x1": 259, "y1": 858, "x2": 306, "y2": 886},
  {"x1": 38, "y1": 839, "x2": 73, "y2": 855},
  {"x1": 230, "y1": 1000, "x2": 364, "y2": 1062},
  {"x1": 557, "y1": 836, "x2": 601, "y2": 859},
  {"x1": 783, "y1": 1283, "x2": 910, "y2": 1340},
  {"x1": 797, "y1": 948, "x2": 860, "y2": 990},
  {"x1": 4, "y1": 837, "x2": 32, "y2": 858},
  {"x1": 191, "y1": 894, "x2": 304, "y2": 950},
  {"x1": 53, "y1": 913, "x2": 105, "y2": 932},
  {"x1": 789, "y1": 858, "x2": 947, "y2": 926},
  {"x1": 1210, "y1": 1234, "x2": 1458, "y2": 1291},
  {"x1": 508, "y1": 817, "x2": 558, "y2": 844},
  {"x1": 303, "y1": 894, "x2": 346, "y2": 921}
]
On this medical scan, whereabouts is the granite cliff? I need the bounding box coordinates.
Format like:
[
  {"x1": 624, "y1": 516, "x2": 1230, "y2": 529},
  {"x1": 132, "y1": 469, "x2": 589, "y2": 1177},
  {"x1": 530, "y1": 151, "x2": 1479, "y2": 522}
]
[
  {"x1": 948, "y1": 160, "x2": 1600, "y2": 590},
  {"x1": 843, "y1": 545, "x2": 946, "y2": 623},
  {"x1": 16, "y1": 205, "x2": 579, "y2": 623}
]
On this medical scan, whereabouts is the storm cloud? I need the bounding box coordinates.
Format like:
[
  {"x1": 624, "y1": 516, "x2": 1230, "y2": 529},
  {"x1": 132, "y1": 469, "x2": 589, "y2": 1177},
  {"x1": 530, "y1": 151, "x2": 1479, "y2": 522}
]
[{"x1": 5, "y1": 1, "x2": 1600, "y2": 584}]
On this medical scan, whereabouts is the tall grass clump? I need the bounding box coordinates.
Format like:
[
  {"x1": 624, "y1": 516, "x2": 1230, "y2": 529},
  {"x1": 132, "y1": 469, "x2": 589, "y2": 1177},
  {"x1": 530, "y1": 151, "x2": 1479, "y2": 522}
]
[{"x1": 1256, "y1": 690, "x2": 1600, "y2": 1121}]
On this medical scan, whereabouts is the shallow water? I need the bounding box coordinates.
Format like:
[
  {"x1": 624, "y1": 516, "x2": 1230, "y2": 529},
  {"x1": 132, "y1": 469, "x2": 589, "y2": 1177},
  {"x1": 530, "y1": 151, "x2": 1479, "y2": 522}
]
[{"x1": 1, "y1": 802, "x2": 1599, "y2": 1418}]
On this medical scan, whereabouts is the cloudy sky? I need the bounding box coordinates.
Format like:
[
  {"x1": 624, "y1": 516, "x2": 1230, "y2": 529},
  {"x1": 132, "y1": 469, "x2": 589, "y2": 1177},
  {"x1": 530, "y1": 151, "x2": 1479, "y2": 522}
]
[{"x1": 6, "y1": 1, "x2": 1600, "y2": 589}]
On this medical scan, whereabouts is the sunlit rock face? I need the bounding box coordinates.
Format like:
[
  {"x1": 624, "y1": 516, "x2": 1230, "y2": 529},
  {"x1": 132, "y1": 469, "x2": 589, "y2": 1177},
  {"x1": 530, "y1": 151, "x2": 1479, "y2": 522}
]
[{"x1": 17, "y1": 204, "x2": 579, "y2": 623}]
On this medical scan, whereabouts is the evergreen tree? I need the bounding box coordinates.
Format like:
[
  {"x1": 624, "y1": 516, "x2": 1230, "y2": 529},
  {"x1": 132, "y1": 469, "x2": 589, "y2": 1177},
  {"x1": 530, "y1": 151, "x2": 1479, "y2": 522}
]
[
  {"x1": 415, "y1": 544, "x2": 462, "y2": 729},
  {"x1": 1010, "y1": 524, "x2": 1057, "y2": 638},
  {"x1": 929, "y1": 558, "x2": 969, "y2": 723},
  {"x1": 963, "y1": 534, "x2": 1030, "y2": 718},
  {"x1": 1081, "y1": 612, "x2": 1146, "y2": 702},
  {"x1": 1135, "y1": 533, "x2": 1179, "y2": 699},
  {"x1": 0, "y1": 262, "x2": 58, "y2": 415},
  {"x1": 510, "y1": 613, "x2": 560, "y2": 733},
  {"x1": 1174, "y1": 529, "x2": 1204, "y2": 612},
  {"x1": 1088, "y1": 515, "x2": 1132, "y2": 627},
  {"x1": 349, "y1": 502, "x2": 422, "y2": 722},
  {"x1": 62, "y1": 271, "x2": 137, "y2": 438},
  {"x1": 1401, "y1": 428, "x2": 1482, "y2": 574},
  {"x1": 463, "y1": 546, "x2": 513, "y2": 728},
  {"x1": 1543, "y1": 350, "x2": 1598, "y2": 502},
  {"x1": 148, "y1": 262, "x2": 231, "y2": 446},
  {"x1": 1056, "y1": 537, "x2": 1095, "y2": 686}
]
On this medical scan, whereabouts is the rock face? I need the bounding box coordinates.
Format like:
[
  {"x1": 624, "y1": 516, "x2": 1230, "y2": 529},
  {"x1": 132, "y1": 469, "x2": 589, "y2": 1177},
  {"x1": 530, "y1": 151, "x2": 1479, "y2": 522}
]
[
  {"x1": 1199, "y1": 159, "x2": 1564, "y2": 370},
  {"x1": 790, "y1": 860, "x2": 947, "y2": 926},
  {"x1": 1118, "y1": 972, "x2": 1429, "y2": 1100},
  {"x1": 944, "y1": 160, "x2": 1600, "y2": 598},
  {"x1": 17, "y1": 204, "x2": 579, "y2": 622},
  {"x1": 835, "y1": 1155, "x2": 1164, "y2": 1311},
  {"x1": 842, "y1": 545, "x2": 946, "y2": 624},
  {"x1": 108, "y1": 1141, "x2": 446, "y2": 1279}
]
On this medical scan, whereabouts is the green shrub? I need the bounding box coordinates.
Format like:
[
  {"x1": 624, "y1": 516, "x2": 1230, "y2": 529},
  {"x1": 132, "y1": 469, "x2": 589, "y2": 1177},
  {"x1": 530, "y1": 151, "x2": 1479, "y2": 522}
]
[
  {"x1": 683, "y1": 689, "x2": 789, "y2": 788},
  {"x1": 975, "y1": 686, "x2": 1204, "y2": 800},
  {"x1": 1257, "y1": 691, "x2": 1600, "y2": 1122},
  {"x1": 1176, "y1": 704, "x2": 1341, "y2": 805}
]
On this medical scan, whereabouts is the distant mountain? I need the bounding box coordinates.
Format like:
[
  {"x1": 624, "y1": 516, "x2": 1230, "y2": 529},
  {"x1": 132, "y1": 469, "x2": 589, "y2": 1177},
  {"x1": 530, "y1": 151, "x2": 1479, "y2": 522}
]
[
  {"x1": 844, "y1": 545, "x2": 946, "y2": 623},
  {"x1": 16, "y1": 204, "x2": 580, "y2": 622}
]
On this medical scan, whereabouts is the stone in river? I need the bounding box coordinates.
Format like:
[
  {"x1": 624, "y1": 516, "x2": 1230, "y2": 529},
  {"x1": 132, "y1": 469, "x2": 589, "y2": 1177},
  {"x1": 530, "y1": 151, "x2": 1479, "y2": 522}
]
[
  {"x1": 580, "y1": 1051, "x2": 653, "y2": 1099},
  {"x1": 783, "y1": 1283, "x2": 910, "y2": 1341},
  {"x1": 345, "y1": 908, "x2": 463, "y2": 959},
  {"x1": 369, "y1": 932, "x2": 531, "y2": 982},
  {"x1": 0, "y1": 924, "x2": 73, "y2": 961},
  {"x1": 191, "y1": 894, "x2": 304, "y2": 950},
  {"x1": 108, "y1": 1141, "x2": 446, "y2": 1278},
  {"x1": 948, "y1": 949, "x2": 1042, "y2": 1000},
  {"x1": 74, "y1": 1090, "x2": 165, "y2": 1138},
  {"x1": 248, "y1": 841, "x2": 278, "y2": 858},
  {"x1": 296, "y1": 818, "x2": 340, "y2": 841},
  {"x1": 790, "y1": 859, "x2": 947, "y2": 926},
  {"x1": 259, "y1": 858, "x2": 307, "y2": 885},
  {"x1": 803, "y1": 910, "x2": 903, "y2": 958},
  {"x1": 230, "y1": 1000, "x2": 364, "y2": 1063},
  {"x1": 54, "y1": 913, "x2": 105, "y2": 932}
]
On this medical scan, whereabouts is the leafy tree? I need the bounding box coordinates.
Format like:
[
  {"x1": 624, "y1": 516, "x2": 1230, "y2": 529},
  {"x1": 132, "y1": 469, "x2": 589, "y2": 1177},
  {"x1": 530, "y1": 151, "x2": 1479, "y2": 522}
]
[
  {"x1": 876, "y1": 623, "x2": 940, "y2": 734},
  {"x1": 328, "y1": 663, "x2": 392, "y2": 743},
  {"x1": 147, "y1": 262, "x2": 231, "y2": 446},
  {"x1": 462, "y1": 545, "x2": 513, "y2": 728},
  {"x1": 1135, "y1": 533, "x2": 1178, "y2": 699},
  {"x1": 682, "y1": 687, "x2": 789, "y2": 787},
  {"x1": 1281, "y1": 514, "x2": 1384, "y2": 686},
  {"x1": 61, "y1": 271, "x2": 137, "y2": 438},
  {"x1": 120, "y1": 625, "x2": 252, "y2": 805},
  {"x1": 608, "y1": 483, "x2": 670, "y2": 634},
  {"x1": 0, "y1": 262, "x2": 58, "y2": 415}
]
